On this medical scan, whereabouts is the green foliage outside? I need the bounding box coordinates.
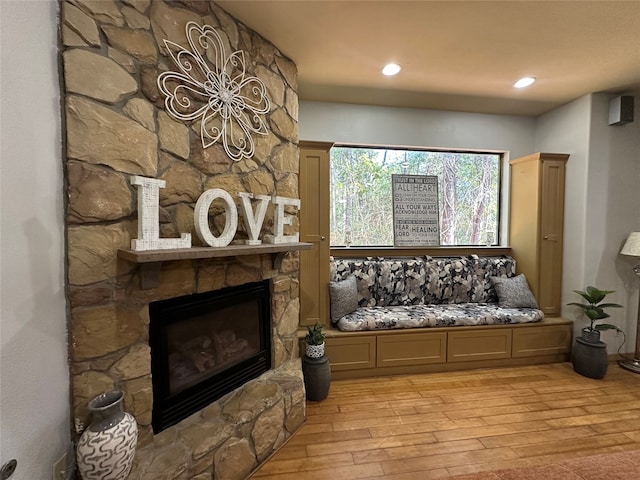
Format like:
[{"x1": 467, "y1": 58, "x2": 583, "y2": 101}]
[{"x1": 330, "y1": 147, "x2": 500, "y2": 246}]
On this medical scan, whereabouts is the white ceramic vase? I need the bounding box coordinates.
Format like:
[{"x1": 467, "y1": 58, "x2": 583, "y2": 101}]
[
  {"x1": 306, "y1": 342, "x2": 325, "y2": 358},
  {"x1": 76, "y1": 390, "x2": 138, "y2": 480}
]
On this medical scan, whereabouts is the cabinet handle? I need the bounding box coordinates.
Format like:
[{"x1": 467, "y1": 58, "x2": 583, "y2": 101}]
[
  {"x1": 321, "y1": 236, "x2": 326, "y2": 241},
  {"x1": 543, "y1": 235, "x2": 549, "y2": 240}
]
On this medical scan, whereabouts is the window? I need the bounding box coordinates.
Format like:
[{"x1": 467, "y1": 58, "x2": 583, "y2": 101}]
[{"x1": 330, "y1": 146, "x2": 501, "y2": 247}]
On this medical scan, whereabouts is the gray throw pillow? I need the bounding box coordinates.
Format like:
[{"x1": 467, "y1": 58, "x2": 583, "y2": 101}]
[
  {"x1": 490, "y1": 274, "x2": 539, "y2": 308},
  {"x1": 329, "y1": 276, "x2": 359, "y2": 322}
]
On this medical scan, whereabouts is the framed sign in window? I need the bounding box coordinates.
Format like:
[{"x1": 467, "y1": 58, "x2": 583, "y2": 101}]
[{"x1": 392, "y1": 174, "x2": 440, "y2": 246}]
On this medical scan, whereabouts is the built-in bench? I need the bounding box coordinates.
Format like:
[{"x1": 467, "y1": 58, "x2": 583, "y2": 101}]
[
  {"x1": 322, "y1": 317, "x2": 573, "y2": 379},
  {"x1": 314, "y1": 255, "x2": 572, "y2": 379}
]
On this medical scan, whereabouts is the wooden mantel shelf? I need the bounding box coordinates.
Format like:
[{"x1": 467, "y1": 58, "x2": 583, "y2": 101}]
[
  {"x1": 118, "y1": 242, "x2": 314, "y2": 263},
  {"x1": 118, "y1": 242, "x2": 314, "y2": 289}
]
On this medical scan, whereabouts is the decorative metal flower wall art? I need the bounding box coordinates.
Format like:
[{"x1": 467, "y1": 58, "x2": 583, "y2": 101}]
[{"x1": 157, "y1": 22, "x2": 271, "y2": 161}]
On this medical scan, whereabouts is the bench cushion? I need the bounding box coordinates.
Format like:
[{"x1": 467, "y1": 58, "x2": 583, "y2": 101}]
[
  {"x1": 335, "y1": 303, "x2": 544, "y2": 332},
  {"x1": 331, "y1": 255, "x2": 517, "y2": 308},
  {"x1": 329, "y1": 255, "x2": 543, "y2": 332}
]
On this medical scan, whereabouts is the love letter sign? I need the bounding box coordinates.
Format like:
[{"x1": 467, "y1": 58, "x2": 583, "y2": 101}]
[{"x1": 130, "y1": 176, "x2": 300, "y2": 251}]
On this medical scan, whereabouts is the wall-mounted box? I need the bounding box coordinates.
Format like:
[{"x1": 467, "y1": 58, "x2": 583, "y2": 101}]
[{"x1": 609, "y1": 95, "x2": 634, "y2": 125}]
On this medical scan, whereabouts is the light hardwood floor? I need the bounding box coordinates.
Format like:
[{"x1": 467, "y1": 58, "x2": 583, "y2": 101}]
[{"x1": 251, "y1": 362, "x2": 640, "y2": 479}]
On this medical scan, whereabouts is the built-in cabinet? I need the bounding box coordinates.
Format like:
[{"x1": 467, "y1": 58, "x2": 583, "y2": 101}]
[
  {"x1": 321, "y1": 318, "x2": 573, "y2": 379},
  {"x1": 509, "y1": 153, "x2": 569, "y2": 316},
  {"x1": 299, "y1": 142, "x2": 332, "y2": 327}
]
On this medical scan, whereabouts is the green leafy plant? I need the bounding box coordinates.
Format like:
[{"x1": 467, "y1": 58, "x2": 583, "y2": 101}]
[
  {"x1": 567, "y1": 286, "x2": 623, "y2": 332},
  {"x1": 305, "y1": 322, "x2": 325, "y2": 346}
]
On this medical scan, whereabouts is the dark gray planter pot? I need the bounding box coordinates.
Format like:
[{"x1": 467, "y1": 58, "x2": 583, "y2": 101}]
[
  {"x1": 302, "y1": 354, "x2": 331, "y2": 401},
  {"x1": 572, "y1": 337, "x2": 608, "y2": 379}
]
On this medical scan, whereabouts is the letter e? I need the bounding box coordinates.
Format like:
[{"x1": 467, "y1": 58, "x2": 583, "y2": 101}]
[{"x1": 265, "y1": 196, "x2": 300, "y2": 244}]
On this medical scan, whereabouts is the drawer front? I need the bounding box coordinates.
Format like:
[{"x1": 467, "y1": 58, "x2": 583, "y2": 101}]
[
  {"x1": 377, "y1": 332, "x2": 447, "y2": 367},
  {"x1": 325, "y1": 336, "x2": 376, "y2": 371},
  {"x1": 447, "y1": 330, "x2": 512, "y2": 362},
  {"x1": 512, "y1": 325, "x2": 572, "y2": 358}
]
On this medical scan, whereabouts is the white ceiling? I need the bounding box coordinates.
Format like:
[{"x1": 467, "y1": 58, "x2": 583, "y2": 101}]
[{"x1": 216, "y1": 0, "x2": 640, "y2": 116}]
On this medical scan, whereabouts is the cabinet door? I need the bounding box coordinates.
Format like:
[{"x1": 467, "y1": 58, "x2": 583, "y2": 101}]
[
  {"x1": 299, "y1": 143, "x2": 331, "y2": 326},
  {"x1": 448, "y1": 330, "x2": 512, "y2": 362},
  {"x1": 538, "y1": 160, "x2": 566, "y2": 315},
  {"x1": 377, "y1": 332, "x2": 446, "y2": 367},
  {"x1": 512, "y1": 324, "x2": 572, "y2": 357},
  {"x1": 325, "y1": 336, "x2": 376, "y2": 371},
  {"x1": 509, "y1": 158, "x2": 541, "y2": 298}
]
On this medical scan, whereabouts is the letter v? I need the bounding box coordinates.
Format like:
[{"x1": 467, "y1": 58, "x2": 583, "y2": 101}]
[{"x1": 237, "y1": 192, "x2": 271, "y2": 245}]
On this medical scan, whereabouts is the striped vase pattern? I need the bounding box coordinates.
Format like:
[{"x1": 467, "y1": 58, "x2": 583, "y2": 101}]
[{"x1": 76, "y1": 391, "x2": 138, "y2": 480}]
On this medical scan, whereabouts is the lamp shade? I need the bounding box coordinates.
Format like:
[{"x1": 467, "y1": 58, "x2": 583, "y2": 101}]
[{"x1": 621, "y1": 232, "x2": 640, "y2": 257}]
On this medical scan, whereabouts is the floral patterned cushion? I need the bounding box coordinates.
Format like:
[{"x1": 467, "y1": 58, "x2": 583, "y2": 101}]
[
  {"x1": 375, "y1": 259, "x2": 406, "y2": 306},
  {"x1": 335, "y1": 303, "x2": 544, "y2": 332},
  {"x1": 469, "y1": 255, "x2": 516, "y2": 303},
  {"x1": 332, "y1": 257, "x2": 379, "y2": 307},
  {"x1": 448, "y1": 257, "x2": 475, "y2": 304},
  {"x1": 329, "y1": 255, "x2": 543, "y2": 332},
  {"x1": 424, "y1": 256, "x2": 452, "y2": 304},
  {"x1": 403, "y1": 258, "x2": 427, "y2": 305}
]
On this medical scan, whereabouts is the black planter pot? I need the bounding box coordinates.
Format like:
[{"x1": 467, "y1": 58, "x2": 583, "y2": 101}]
[
  {"x1": 572, "y1": 336, "x2": 608, "y2": 379},
  {"x1": 302, "y1": 354, "x2": 331, "y2": 401}
]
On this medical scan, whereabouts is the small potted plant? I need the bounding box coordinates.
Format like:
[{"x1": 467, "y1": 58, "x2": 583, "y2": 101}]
[
  {"x1": 568, "y1": 286, "x2": 623, "y2": 343},
  {"x1": 302, "y1": 323, "x2": 331, "y2": 401},
  {"x1": 304, "y1": 322, "x2": 325, "y2": 358},
  {"x1": 568, "y1": 286, "x2": 623, "y2": 379}
]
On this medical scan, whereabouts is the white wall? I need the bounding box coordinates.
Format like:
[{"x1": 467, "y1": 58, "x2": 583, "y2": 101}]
[
  {"x1": 586, "y1": 92, "x2": 640, "y2": 352},
  {"x1": 603, "y1": 91, "x2": 640, "y2": 352},
  {"x1": 0, "y1": 1, "x2": 70, "y2": 478},
  {"x1": 536, "y1": 92, "x2": 640, "y2": 352},
  {"x1": 300, "y1": 101, "x2": 536, "y2": 157}
]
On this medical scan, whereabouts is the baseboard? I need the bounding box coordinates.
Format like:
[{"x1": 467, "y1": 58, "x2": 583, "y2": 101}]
[{"x1": 608, "y1": 351, "x2": 636, "y2": 362}]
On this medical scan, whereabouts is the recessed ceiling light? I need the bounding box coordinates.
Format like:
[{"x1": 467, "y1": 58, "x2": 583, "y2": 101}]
[
  {"x1": 514, "y1": 76, "x2": 536, "y2": 88},
  {"x1": 382, "y1": 63, "x2": 401, "y2": 76}
]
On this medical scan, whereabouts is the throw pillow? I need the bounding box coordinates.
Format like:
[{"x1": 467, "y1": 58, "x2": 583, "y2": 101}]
[
  {"x1": 329, "y1": 276, "x2": 359, "y2": 322},
  {"x1": 490, "y1": 274, "x2": 539, "y2": 308}
]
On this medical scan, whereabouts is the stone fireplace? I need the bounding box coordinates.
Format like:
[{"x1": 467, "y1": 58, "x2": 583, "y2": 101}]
[{"x1": 61, "y1": 1, "x2": 304, "y2": 478}]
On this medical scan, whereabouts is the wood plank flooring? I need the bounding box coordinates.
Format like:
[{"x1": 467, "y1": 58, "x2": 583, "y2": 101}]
[{"x1": 251, "y1": 362, "x2": 640, "y2": 479}]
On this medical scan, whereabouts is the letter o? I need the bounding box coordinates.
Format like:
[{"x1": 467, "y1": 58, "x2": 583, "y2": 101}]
[{"x1": 194, "y1": 189, "x2": 238, "y2": 247}]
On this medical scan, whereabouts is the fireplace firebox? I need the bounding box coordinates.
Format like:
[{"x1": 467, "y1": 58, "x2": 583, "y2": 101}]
[{"x1": 149, "y1": 280, "x2": 272, "y2": 432}]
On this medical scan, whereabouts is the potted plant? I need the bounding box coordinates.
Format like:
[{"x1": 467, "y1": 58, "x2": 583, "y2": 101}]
[
  {"x1": 301, "y1": 323, "x2": 331, "y2": 401},
  {"x1": 304, "y1": 322, "x2": 326, "y2": 358},
  {"x1": 568, "y1": 286, "x2": 623, "y2": 343},
  {"x1": 568, "y1": 286, "x2": 623, "y2": 379}
]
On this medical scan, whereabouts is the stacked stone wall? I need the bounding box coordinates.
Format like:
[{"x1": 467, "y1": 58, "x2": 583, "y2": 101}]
[{"x1": 61, "y1": 1, "x2": 304, "y2": 478}]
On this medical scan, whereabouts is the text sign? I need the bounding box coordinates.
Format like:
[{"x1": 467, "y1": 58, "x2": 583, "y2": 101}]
[
  {"x1": 130, "y1": 175, "x2": 300, "y2": 251},
  {"x1": 392, "y1": 174, "x2": 440, "y2": 246}
]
